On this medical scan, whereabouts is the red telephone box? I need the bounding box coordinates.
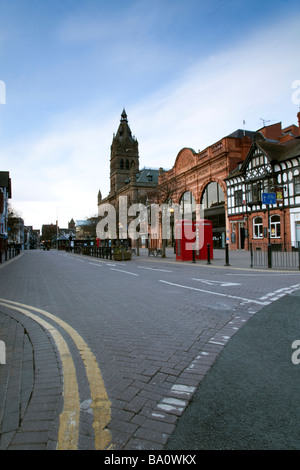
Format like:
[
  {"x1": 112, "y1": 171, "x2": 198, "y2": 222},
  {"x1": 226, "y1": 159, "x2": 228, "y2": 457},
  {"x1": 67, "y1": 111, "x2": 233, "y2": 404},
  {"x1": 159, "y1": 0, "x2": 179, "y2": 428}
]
[{"x1": 175, "y1": 219, "x2": 213, "y2": 261}]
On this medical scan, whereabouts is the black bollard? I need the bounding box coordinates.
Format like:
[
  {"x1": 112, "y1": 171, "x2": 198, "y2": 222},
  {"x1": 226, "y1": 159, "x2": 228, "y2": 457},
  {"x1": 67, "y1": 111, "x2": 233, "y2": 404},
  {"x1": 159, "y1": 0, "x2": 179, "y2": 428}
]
[
  {"x1": 224, "y1": 243, "x2": 230, "y2": 266},
  {"x1": 206, "y1": 243, "x2": 211, "y2": 265}
]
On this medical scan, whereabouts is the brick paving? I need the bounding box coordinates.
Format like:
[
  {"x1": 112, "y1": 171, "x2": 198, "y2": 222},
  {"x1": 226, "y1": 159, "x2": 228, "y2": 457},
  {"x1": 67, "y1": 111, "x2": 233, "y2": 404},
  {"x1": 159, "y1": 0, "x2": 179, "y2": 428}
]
[
  {"x1": 0, "y1": 305, "x2": 61, "y2": 450},
  {"x1": 0, "y1": 249, "x2": 299, "y2": 450}
]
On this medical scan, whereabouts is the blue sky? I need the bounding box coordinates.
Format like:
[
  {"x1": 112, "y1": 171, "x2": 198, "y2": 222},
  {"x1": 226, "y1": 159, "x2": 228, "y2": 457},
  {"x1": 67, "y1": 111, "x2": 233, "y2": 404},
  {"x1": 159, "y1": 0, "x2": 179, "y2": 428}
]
[{"x1": 0, "y1": 0, "x2": 300, "y2": 230}]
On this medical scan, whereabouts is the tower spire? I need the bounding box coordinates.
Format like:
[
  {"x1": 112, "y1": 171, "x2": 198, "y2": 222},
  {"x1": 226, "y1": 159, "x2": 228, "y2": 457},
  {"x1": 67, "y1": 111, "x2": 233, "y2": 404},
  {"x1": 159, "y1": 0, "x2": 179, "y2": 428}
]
[
  {"x1": 121, "y1": 108, "x2": 128, "y2": 122},
  {"x1": 110, "y1": 110, "x2": 139, "y2": 193}
]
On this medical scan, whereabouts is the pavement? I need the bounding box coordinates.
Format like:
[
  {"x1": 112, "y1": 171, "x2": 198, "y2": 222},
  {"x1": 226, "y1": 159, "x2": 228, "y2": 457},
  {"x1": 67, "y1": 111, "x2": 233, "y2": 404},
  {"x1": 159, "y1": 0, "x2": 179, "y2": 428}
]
[{"x1": 0, "y1": 248, "x2": 300, "y2": 451}]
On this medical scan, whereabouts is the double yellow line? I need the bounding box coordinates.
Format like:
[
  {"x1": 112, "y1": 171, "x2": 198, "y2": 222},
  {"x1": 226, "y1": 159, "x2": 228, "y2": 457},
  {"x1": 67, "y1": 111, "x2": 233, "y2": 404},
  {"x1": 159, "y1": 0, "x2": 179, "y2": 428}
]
[{"x1": 0, "y1": 298, "x2": 112, "y2": 450}]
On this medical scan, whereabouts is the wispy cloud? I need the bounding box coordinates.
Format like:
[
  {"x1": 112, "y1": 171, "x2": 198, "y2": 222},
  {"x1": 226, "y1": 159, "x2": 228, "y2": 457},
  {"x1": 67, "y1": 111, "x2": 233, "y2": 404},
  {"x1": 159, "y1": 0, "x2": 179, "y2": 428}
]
[
  {"x1": 132, "y1": 13, "x2": 300, "y2": 165},
  {"x1": 1, "y1": 4, "x2": 299, "y2": 229}
]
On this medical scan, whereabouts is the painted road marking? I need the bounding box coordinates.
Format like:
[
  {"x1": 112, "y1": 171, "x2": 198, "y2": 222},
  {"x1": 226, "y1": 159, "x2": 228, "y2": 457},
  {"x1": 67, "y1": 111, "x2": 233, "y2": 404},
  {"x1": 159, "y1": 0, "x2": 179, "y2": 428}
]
[
  {"x1": 258, "y1": 284, "x2": 300, "y2": 301},
  {"x1": 159, "y1": 280, "x2": 270, "y2": 306},
  {"x1": 0, "y1": 301, "x2": 80, "y2": 450},
  {"x1": 192, "y1": 278, "x2": 241, "y2": 287},
  {"x1": 0, "y1": 298, "x2": 112, "y2": 450},
  {"x1": 110, "y1": 268, "x2": 138, "y2": 276},
  {"x1": 137, "y1": 266, "x2": 173, "y2": 273}
]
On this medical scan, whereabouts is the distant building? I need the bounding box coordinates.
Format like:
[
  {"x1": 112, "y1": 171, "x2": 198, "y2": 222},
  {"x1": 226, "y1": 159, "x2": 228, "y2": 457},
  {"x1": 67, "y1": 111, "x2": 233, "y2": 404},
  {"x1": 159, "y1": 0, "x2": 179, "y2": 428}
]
[
  {"x1": 58, "y1": 218, "x2": 76, "y2": 240},
  {"x1": 24, "y1": 226, "x2": 40, "y2": 249},
  {"x1": 41, "y1": 223, "x2": 57, "y2": 244},
  {"x1": 0, "y1": 171, "x2": 12, "y2": 250}
]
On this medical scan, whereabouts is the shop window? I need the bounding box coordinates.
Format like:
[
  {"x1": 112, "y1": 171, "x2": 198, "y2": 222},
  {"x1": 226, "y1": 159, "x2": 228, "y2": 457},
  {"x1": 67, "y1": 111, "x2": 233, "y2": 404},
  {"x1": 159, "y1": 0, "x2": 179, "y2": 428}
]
[
  {"x1": 270, "y1": 215, "x2": 281, "y2": 238},
  {"x1": 253, "y1": 216, "x2": 263, "y2": 238}
]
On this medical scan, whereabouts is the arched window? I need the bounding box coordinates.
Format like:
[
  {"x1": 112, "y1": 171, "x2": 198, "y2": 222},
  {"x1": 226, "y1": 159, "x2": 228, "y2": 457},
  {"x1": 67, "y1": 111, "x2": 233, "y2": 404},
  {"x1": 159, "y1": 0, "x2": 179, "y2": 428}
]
[
  {"x1": 120, "y1": 159, "x2": 124, "y2": 169},
  {"x1": 180, "y1": 191, "x2": 196, "y2": 219},
  {"x1": 253, "y1": 216, "x2": 263, "y2": 238},
  {"x1": 270, "y1": 215, "x2": 281, "y2": 238},
  {"x1": 201, "y1": 182, "x2": 225, "y2": 209},
  {"x1": 125, "y1": 159, "x2": 130, "y2": 170}
]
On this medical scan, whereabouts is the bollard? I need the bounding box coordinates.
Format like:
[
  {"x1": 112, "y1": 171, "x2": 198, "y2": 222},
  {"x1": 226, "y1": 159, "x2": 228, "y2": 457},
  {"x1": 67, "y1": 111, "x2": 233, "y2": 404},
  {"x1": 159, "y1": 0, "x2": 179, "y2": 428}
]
[
  {"x1": 268, "y1": 244, "x2": 272, "y2": 269},
  {"x1": 192, "y1": 244, "x2": 196, "y2": 263},
  {"x1": 224, "y1": 243, "x2": 230, "y2": 266},
  {"x1": 206, "y1": 243, "x2": 211, "y2": 265}
]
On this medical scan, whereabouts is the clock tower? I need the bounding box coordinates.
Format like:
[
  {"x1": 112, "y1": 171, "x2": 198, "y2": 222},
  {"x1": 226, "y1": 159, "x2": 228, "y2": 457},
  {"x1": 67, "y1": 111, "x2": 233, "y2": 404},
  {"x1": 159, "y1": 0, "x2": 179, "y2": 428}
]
[{"x1": 110, "y1": 109, "x2": 139, "y2": 194}]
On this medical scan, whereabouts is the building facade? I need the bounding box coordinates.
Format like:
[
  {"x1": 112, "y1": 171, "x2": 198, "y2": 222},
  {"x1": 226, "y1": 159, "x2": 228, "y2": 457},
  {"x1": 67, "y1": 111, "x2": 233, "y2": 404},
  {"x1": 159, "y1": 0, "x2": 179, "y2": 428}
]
[
  {"x1": 226, "y1": 114, "x2": 300, "y2": 250},
  {"x1": 98, "y1": 109, "x2": 163, "y2": 247},
  {"x1": 157, "y1": 130, "x2": 255, "y2": 249},
  {"x1": 0, "y1": 171, "x2": 12, "y2": 251},
  {"x1": 97, "y1": 109, "x2": 300, "y2": 251},
  {"x1": 156, "y1": 113, "x2": 300, "y2": 251}
]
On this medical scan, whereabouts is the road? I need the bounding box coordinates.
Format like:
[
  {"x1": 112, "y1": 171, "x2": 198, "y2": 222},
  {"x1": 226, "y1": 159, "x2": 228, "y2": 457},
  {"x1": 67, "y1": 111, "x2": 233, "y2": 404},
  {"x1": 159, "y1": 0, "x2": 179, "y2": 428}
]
[{"x1": 0, "y1": 249, "x2": 300, "y2": 450}]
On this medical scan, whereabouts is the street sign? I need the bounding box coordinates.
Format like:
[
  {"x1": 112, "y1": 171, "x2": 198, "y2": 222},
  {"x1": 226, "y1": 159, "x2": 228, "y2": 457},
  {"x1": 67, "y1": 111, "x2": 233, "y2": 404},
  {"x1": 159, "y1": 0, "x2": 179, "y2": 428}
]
[{"x1": 262, "y1": 192, "x2": 276, "y2": 205}]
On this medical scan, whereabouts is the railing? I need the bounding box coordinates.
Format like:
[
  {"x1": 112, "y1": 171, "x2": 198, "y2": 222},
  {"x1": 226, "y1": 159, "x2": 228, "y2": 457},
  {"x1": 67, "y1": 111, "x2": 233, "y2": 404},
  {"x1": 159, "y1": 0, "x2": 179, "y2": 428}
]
[
  {"x1": 66, "y1": 245, "x2": 113, "y2": 259},
  {"x1": 0, "y1": 247, "x2": 21, "y2": 264},
  {"x1": 250, "y1": 242, "x2": 300, "y2": 269}
]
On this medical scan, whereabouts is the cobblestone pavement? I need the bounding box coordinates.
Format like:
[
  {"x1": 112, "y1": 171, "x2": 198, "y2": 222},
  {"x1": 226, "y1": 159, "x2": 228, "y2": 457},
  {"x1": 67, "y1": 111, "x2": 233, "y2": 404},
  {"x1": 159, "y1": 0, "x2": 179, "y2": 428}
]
[{"x1": 0, "y1": 249, "x2": 299, "y2": 450}]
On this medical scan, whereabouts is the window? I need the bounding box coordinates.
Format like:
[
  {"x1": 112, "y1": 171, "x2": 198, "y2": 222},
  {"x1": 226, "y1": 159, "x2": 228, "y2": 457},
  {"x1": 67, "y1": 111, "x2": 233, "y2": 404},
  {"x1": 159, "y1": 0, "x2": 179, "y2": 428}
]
[
  {"x1": 234, "y1": 190, "x2": 243, "y2": 207},
  {"x1": 201, "y1": 182, "x2": 225, "y2": 209},
  {"x1": 125, "y1": 160, "x2": 130, "y2": 170},
  {"x1": 180, "y1": 191, "x2": 196, "y2": 219},
  {"x1": 270, "y1": 215, "x2": 281, "y2": 238},
  {"x1": 120, "y1": 159, "x2": 124, "y2": 169},
  {"x1": 253, "y1": 216, "x2": 263, "y2": 238},
  {"x1": 246, "y1": 182, "x2": 262, "y2": 204},
  {"x1": 294, "y1": 175, "x2": 300, "y2": 195}
]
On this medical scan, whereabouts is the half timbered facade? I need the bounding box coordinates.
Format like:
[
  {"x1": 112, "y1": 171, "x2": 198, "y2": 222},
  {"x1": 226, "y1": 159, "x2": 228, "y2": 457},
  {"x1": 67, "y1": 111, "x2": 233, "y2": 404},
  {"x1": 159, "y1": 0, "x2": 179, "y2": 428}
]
[{"x1": 226, "y1": 124, "x2": 300, "y2": 250}]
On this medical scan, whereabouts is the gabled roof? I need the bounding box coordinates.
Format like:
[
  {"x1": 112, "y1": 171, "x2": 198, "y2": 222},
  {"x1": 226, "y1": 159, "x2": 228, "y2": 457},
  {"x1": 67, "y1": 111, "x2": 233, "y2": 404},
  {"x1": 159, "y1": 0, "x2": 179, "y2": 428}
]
[
  {"x1": 226, "y1": 137, "x2": 300, "y2": 180},
  {"x1": 258, "y1": 137, "x2": 300, "y2": 162}
]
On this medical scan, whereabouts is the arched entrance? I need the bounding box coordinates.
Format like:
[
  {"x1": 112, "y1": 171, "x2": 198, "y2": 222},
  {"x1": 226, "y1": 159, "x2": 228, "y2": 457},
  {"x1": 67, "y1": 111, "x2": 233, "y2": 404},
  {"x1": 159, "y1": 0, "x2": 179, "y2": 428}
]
[
  {"x1": 201, "y1": 182, "x2": 226, "y2": 248},
  {"x1": 179, "y1": 191, "x2": 196, "y2": 220}
]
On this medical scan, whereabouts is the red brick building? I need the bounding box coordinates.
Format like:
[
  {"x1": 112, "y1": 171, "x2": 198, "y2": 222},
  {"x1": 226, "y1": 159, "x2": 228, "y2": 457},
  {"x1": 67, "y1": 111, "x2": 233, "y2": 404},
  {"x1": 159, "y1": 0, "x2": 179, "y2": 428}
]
[
  {"x1": 226, "y1": 113, "x2": 300, "y2": 251},
  {"x1": 157, "y1": 129, "x2": 255, "y2": 249},
  {"x1": 157, "y1": 112, "x2": 300, "y2": 251}
]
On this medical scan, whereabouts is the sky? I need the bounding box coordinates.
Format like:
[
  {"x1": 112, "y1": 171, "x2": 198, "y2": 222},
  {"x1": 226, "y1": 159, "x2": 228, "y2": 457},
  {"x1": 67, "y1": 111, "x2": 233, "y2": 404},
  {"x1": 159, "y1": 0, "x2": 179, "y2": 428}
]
[{"x1": 0, "y1": 0, "x2": 300, "y2": 231}]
